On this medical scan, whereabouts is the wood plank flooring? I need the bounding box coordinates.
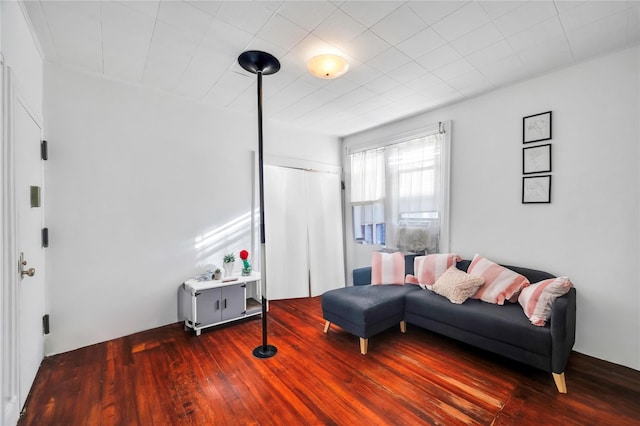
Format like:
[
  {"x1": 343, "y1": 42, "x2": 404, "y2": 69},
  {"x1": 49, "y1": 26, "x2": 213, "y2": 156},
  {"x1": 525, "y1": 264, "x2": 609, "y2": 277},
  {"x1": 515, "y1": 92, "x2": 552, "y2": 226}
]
[{"x1": 19, "y1": 296, "x2": 640, "y2": 425}]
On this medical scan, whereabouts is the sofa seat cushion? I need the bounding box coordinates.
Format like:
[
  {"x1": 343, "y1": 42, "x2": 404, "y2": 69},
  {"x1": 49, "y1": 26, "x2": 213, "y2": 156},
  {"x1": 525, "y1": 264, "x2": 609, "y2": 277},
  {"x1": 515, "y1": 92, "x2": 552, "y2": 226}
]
[
  {"x1": 405, "y1": 290, "x2": 551, "y2": 356},
  {"x1": 322, "y1": 285, "x2": 419, "y2": 337}
]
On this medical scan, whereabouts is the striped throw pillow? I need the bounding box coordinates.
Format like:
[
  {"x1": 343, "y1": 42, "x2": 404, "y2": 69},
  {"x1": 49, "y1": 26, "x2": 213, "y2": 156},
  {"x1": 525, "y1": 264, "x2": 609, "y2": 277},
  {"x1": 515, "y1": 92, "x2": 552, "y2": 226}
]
[
  {"x1": 518, "y1": 277, "x2": 573, "y2": 326},
  {"x1": 413, "y1": 254, "x2": 461, "y2": 286},
  {"x1": 468, "y1": 254, "x2": 530, "y2": 305},
  {"x1": 371, "y1": 252, "x2": 405, "y2": 285}
]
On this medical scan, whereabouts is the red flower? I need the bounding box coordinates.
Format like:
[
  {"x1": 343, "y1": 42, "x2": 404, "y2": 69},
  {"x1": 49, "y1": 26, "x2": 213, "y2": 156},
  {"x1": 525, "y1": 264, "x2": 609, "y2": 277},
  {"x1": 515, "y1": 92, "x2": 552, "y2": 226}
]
[{"x1": 240, "y1": 250, "x2": 249, "y2": 260}]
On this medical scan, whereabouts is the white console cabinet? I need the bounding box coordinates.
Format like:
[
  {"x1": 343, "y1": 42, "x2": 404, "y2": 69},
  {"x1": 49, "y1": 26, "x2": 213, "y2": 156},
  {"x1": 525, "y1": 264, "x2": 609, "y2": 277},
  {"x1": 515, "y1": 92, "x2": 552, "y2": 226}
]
[{"x1": 181, "y1": 272, "x2": 262, "y2": 336}]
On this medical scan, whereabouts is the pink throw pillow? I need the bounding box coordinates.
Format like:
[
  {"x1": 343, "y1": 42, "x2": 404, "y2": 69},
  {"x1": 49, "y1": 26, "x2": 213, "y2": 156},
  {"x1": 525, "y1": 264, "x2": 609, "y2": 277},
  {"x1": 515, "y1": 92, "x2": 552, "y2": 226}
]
[
  {"x1": 468, "y1": 254, "x2": 530, "y2": 305},
  {"x1": 518, "y1": 277, "x2": 573, "y2": 326},
  {"x1": 413, "y1": 254, "x2": 461, "y2": 286},
  {"x1": 371, "y1": 252, "x2": 405, "y2": 285}
]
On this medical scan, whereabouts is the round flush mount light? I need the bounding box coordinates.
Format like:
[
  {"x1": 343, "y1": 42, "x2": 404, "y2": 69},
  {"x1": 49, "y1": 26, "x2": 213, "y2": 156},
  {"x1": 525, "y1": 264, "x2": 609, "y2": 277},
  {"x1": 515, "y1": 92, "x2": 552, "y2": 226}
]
[{"x1": 307, "y1": 54, "x2": 349, "y2": 79}]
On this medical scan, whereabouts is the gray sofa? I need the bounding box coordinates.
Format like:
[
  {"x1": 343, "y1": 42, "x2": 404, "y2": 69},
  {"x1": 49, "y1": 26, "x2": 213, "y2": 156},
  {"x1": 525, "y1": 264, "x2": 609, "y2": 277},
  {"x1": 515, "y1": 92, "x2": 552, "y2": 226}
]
[{"x1": 325, "y1": 256, "x2": 576, "y2": 393}]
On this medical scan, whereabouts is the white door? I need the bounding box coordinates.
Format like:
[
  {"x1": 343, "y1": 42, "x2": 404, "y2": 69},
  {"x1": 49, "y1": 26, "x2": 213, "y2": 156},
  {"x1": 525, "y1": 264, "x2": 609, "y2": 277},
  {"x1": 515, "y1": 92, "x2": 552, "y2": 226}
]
[{"x1": 11, "y1": 78, "x2": 46, "y2": 414}]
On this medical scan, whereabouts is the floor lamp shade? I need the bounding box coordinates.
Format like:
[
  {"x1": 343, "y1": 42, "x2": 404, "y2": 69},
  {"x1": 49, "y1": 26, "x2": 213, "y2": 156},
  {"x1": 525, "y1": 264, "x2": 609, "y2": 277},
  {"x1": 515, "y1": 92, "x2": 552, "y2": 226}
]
[{"x1": 238, "y1": 50, "x2": 280, "y2": 359}]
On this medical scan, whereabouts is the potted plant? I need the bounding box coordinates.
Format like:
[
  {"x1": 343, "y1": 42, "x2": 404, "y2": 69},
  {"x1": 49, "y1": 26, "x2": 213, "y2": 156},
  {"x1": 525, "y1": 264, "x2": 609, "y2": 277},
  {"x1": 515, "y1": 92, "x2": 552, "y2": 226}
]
[
  {"x1": 239, "y1": 250, "x2": 251, "y2": 276},
  {"x1": 214, "y1": 268, "x2": 221, "y2": 280},
  {"x1": 223, "y1": 253, "x2": 235, "y2": 277}
]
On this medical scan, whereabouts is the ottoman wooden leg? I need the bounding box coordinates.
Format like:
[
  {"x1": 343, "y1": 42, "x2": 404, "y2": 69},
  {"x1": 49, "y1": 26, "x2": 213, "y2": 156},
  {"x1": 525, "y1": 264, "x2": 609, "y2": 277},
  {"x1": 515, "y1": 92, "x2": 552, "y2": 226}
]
[
  {"x1": 400, "y1": 320, "x2": 407, "y2": 333},
  {"x1": 360, "y1": 337, "x2": 368, "y2": 355},
  {"x1": 323, "y1": 320, "x2": 331, "y2": 333}
]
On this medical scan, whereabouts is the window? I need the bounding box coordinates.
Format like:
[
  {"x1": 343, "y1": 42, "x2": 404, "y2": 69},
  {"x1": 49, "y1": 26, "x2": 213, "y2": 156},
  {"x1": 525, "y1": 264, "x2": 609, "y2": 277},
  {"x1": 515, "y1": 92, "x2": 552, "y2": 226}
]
[{"x1": 347, "y1": 125, "x2": 450, "y2": 254}]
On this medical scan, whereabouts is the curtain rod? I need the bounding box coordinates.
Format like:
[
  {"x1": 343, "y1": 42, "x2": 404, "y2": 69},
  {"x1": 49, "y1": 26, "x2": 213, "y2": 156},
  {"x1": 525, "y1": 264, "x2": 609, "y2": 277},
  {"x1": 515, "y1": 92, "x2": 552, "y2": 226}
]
[{"x1": 345, "y1": 121, "x2": 448, "y2": 156}]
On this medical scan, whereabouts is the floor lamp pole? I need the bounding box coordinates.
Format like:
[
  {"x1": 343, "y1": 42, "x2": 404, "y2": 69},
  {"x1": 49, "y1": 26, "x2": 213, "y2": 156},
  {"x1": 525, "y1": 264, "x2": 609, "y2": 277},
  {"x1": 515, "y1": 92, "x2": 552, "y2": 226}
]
[{"x1": 238, "y1": 50, "x2": 280, "y2": 359}]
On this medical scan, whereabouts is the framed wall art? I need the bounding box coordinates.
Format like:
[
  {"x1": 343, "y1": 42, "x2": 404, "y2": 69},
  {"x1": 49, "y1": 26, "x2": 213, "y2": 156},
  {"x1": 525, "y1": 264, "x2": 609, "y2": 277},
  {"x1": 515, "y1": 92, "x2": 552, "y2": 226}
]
[
  {"x1": 522, "y1": 175, "x2": 551, "y2": 204},
  {"x1": 523, "y1": 143, "x2": 552, "y2": 174},
  {"x1": 523, "y1": 111, "x2": 552, "y2": 144}
]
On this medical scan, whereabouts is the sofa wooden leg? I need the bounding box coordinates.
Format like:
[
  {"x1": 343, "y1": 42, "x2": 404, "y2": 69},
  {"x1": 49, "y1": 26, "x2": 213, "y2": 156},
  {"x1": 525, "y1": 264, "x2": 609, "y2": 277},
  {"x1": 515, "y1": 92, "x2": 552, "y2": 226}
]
[
  {"x1": 323, "y1": 320, "x2": 331, "y2": 333},
  {"x1": 400, "y1": 320, "x2": 406, "y2": 333},
  {"x1": 553, "y1": 372, "x2": 567, "y2": 393},
  {"x1": 360, "y1": 338, "x2": 368, "y2": 355}
]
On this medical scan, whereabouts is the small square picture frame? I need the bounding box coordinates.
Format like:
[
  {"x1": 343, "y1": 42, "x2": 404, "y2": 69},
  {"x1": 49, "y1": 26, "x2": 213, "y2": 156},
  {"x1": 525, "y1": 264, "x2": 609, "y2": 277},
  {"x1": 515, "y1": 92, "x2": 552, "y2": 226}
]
[
  {"x1": 523, "y1": 143, "x2": 552, "y2": 174},
  {"x1": 523, "y1": 111, "x2": 552, "y2": 144},
  {"x1": 523, "y1": 175, "x2": 551, "y2": 204}
]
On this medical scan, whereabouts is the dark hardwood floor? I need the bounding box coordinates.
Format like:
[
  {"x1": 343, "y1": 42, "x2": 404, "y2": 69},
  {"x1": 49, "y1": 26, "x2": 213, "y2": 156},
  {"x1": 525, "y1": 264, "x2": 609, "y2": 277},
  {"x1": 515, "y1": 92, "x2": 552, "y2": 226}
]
[{"x1": 19, "y1": 296, "x2": 640, "y2": 425}]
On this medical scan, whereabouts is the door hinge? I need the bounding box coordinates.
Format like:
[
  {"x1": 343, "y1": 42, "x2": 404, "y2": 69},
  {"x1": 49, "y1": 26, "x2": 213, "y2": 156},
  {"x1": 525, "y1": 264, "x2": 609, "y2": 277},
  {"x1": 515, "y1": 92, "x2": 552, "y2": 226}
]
[
  {"x1": 194, "y1": 292, "x2": 201, "y2": 297},
  {"x1": 42, "y1": 228, "x2": 49, "y2": 248},
  {"x1": 42, "y1": 314, "x2": 50, "y2": 335},
  {"x1": 41, "y1": 140, "x2": 48, "y2": 161}
]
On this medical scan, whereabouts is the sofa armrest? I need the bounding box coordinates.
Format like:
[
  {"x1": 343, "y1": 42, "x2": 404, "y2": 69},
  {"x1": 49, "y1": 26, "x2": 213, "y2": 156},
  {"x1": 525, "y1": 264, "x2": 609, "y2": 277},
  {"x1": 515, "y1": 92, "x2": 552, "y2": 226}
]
[
  {"x1": 353, "y1": 267, "x2": 372, "y2": 286},
  {"x1": 550, "y1": 287, "x2": 577, "y2": 373}
]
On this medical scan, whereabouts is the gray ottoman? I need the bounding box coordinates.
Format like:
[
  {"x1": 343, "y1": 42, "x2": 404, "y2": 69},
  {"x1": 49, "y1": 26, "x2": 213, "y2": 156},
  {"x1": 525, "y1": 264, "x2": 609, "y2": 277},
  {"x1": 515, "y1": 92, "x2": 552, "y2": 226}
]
[{"x1": 321, "y1": 284, "x2": 419, "y2": 354}]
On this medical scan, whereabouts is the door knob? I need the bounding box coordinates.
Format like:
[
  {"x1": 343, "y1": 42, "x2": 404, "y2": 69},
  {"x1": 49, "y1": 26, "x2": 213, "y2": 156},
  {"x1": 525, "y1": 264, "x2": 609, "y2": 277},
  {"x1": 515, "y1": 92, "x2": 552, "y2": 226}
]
[
  {"x1": 18, "y1": 252, "x2": 36, "y2": 278},
  {"x1": 22, "y1": 267, "x2": 35, "y2": 278}
]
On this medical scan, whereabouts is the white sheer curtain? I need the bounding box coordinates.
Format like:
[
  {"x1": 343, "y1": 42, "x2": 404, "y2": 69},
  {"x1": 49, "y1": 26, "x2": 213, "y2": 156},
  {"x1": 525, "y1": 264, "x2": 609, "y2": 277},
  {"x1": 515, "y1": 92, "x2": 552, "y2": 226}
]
[
  {"x1": 350, "y1": 148, "x2": 385, "y2": 203},
  {"x1": 387, "y1": 133, "x2": 445, "y2": 253}
]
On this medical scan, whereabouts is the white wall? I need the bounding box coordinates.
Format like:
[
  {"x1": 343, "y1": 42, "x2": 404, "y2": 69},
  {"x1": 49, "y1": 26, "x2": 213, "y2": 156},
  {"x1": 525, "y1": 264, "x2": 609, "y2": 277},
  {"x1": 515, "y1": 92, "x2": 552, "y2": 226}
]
[
  {"x1": 343, "y1": 47, "x2": 640, "y2": 371},
  {"x1": 43, "y1": 63, "x2": 340, "y2": 355}
]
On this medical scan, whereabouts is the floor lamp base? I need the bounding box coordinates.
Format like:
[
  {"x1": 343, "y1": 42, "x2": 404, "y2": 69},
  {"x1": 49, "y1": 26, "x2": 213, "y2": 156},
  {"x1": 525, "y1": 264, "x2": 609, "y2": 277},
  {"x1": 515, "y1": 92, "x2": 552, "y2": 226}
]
[{"x1": 253, "y1": 345, "x2": 278, "y2": 359}]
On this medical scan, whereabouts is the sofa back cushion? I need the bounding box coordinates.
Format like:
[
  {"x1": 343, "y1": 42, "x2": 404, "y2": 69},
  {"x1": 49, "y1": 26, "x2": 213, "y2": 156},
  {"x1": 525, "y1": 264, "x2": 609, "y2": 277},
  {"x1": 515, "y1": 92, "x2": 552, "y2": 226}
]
[
  {"x1": 371, "y1": 252, "x2": 405, "y2": 285},
  {"x1": 467, "y1": 254, "x2": 530, "y2": 305},
  {"x1": 411, "y1": 254, "x2": 461, "y2": 286}
]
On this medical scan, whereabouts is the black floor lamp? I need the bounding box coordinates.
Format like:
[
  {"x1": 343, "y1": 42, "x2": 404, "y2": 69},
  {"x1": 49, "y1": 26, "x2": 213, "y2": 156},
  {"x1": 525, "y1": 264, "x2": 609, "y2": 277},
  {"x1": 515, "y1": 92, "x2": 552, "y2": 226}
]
[{"x1": 238, "y1": 50, "x2": 280, "y2": 359}]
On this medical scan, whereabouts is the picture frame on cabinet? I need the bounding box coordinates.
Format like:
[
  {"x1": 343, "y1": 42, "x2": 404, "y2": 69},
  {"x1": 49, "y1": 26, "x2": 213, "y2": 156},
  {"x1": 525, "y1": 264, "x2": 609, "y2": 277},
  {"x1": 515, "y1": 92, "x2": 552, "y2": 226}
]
[
  {"x1": 523, "y1": 144, "x2": 552, "y2": 174},
  {"x1": 523, "y1": 175, "x2": 551, "y2": 204},
  {"x1": 523, "y1": 111, "x2": 552, "y2": 144}
]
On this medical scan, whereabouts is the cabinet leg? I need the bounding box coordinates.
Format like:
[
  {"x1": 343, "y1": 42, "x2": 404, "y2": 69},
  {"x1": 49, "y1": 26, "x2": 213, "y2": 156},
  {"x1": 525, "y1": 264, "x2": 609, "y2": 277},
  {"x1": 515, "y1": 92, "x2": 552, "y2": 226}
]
[{"x1": 196, "y1": 329, "x2": 201, "y2": 336}]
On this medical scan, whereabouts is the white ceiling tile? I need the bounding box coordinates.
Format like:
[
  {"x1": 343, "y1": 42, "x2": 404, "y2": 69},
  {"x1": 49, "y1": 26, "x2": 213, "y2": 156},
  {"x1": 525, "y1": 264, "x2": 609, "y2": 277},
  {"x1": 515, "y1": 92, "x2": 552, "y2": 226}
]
[
  {"x1": 203, "y1": 18, "x2": 254, "y2": 57},
  {"x1": 151, "y1": 21, "x2": 201, "y2": 56},
  {"x1": 566, "y1": 10, "x2": 630, "y2": 61},
  {"x1": 447, "y1": 69, "x2": 494, "y2": 97},
  {"x1": 216, "y1": 1, "x2": 274, "y2": 34},
  {"x1": 341, "y1": 30, "x2": 391, "y2": 62},
  {"x1": 344, "y1": 62, "x2": 383, "y2": 85},
  {"x1": 364, "y1": 75, "x2": 400, "y2": 95},
  {"x1": 257, "y1": 14, "x2": 308, "y2": 53},
  {"x1": 432, "y1": 59, "x2": 476, "y2": 81},
  {"x1": 396, "y1": 28, "x2": 447, "y2": 59},
  {"x1": 383, "y1": 84, "x2": 417, "y2": 103},
  {"x1": 478, "y1": 1, "x2": 526, "y2": 19},
  {"x1": 322, "y1": 76, "x2": 361, "y2": 95},
  {"x1": 450, "y1": 23, "x2": 504, "y2": 56},
  {"x1": 103, "y1": 48, "x2": 145, "y2": 82},
  {"x1": 518, "y1": 35, "x2": 574, "y2": 74},
  {"x1": 370, "y1": 4, "x2": 426, "y2": 45},
  {"x1": 416, "y1": 45, "x2": 462, "y2": 72},
  {"x1": 404, "y1": 72, "x2": 444, "y2": 92},
  {"x1": 186, "y1": 1, "x2": 221, "y2": 17},
  {"x1": 493, "y1": 1, "x2": 558, "y2": 37},
  {"x1": 313, "y1": 9, "x2": 367, "y2": 47},
  {"x1": 277, "y1": 1, "x2": 337, "y2": 31},
  {"x1": 156, "y1": 0, "x2": 214, "y2": 38},
  {"x1": 477, "y1": 53, "x2": 529, "y2": 86},
  {"x1": 203, "y1": 72, "x2": 254, "y2": 106},
  {"x1": 22, "y1": 1, "x2": 58, "y2": 61},
  {"x1": 174, "y1": 58, "x2": 226, "y2": 99},
  {"x1": 466, "y1": 40, "x2": 516, "y2": 68},
  {"x1": 559, "y1": 1, "x2": 629, "y2": 32},
  {"x1": 116, "y1": 1, "x2": 160, "y2": 19},
  {"x1": 507, "y1": 16, "x2": 565, "y2": 52},
  {"x1": 243, "y1": 37, "x2": 288, "y2": 62},
  {"x1": 390, "y1": 61, "x2": 429, "y2": 84},
  {"x1": 339, "y1": 1, "x2": 402, "y2": 27},
  {"x1": 407, "y1": 1, "x2": 467, "y2": 26},
  {"x1": 367, "y1": 48, "x2": 412, "y2": 74},
  {"x1": 431, "y1": 2, "x2": 491, "y2": 42},
  {"x1": 421, "y1": 82, "x2": 462, "y2": 102}
]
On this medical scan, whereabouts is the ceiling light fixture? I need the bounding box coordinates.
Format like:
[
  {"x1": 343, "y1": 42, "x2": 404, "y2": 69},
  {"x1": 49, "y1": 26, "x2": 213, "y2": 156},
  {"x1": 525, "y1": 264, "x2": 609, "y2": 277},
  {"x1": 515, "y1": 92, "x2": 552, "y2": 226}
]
[{"x1": 307, "y1": 54, "x2": 349, "y2": 79}]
